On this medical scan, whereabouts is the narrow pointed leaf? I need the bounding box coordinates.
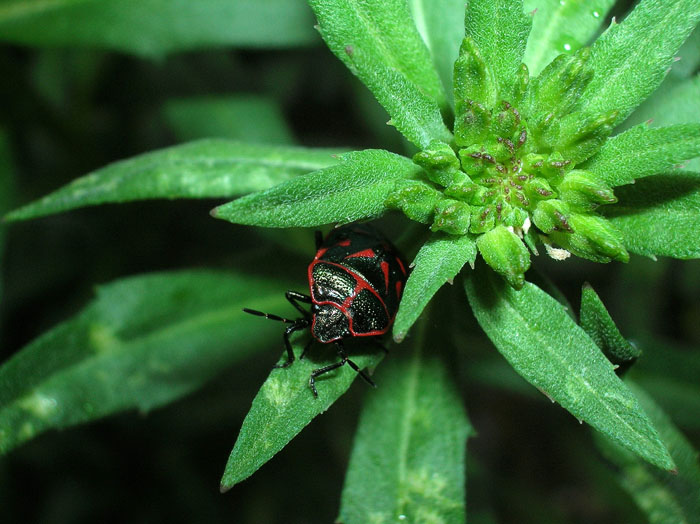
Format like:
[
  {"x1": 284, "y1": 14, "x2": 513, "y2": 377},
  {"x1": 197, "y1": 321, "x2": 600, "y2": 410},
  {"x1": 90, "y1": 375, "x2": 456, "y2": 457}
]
[
  {"x1": 0, "y1": 270, "x2": 286, "y2": 454},
  {"x1": 576, "y1": 0, "x2": 700, "y2": 127},
  {"x1": 5, "y1": 140, "x2": 342, "y2": 222},
  {"x1": 338, "y1": 324, "x2": 471, "y2": 524},
  {"x1": 393, "y1": 232, "x2": 477, "y2": 342},
  {"x1": 672, "y1": 25, "x2": 700, "y2": 79},
  {"x1": 407, "y1": 0, "x2": 465, "y2": 107},
  {"x1": 602, "y1": 173, "x2": 700, "y2": 259},
  {"x1": 212, "y1": 149, "x2": 422, "y2": 227},
  {"x1": 465, "y1": 265, "x2": 674, "y2": 470},
  {"x1": 219, "y1": 346, "x2": 384, "y2": 490},
  {"x1": 596, "y1": 381, "x2": 700, "y2": 524},
  {"x1": 309, "y1": 0, "x2": 451, "y2": 148},
  {"x1": 163, "y1": 96, "x2": 294, "y2": 144},
  {"x1": 523, "y1": 0, "x2": 615, "y2": 76},
  {"x1": 0, "y1": 0, "x2": 318, "y2": 56},
  {"x1": 580, "y1": 283, "x2": 641, "y2": 369},
  {"x1": 582, "y1": 123, "x2": 700, "y2": 187},
  {"x1": 465, "y1": 0, "x2": 531, "y2": 100}
]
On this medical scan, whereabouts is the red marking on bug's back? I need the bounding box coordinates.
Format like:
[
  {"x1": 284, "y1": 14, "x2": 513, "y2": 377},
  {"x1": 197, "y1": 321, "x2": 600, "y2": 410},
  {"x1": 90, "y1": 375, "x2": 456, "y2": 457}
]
[
  {"x1": 380, "y1": 261, "x2": 390, "y2": 291},
  {"x1": 395, "y1": 257, "x2": 407, "y2": 274},
  {"x1": 345, "y1": 248, "x2": 375, "y2": 259},
  {"x1": 396, "y1": 280, "x2": 403, "y2": 298},
  {"x1": 336, "y1": 238, "x2": 351, "y2": 247},
  {"x1": 314, "y1": 246, "x2": 329, "y2": 259}
]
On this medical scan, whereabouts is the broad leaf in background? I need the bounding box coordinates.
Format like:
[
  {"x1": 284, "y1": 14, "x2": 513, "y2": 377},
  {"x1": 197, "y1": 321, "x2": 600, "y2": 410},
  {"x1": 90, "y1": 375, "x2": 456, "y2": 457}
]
[
  {"x1": 163, "y1": 96, "x2": 294, "y2": 145},
  {"x1": 523, "y1": 0, "x2": 615, "y2": 76},
  {"x1": 582, "y1": 123, "x2": 700, "y2": 187},
  {"x1": 219, "y1": 343, "x2": 384, "y2": 490},
  {"x1": 596, "y1": 382, "x2": 700, "y2": 524},
  {"x1": 464, "y1": 0, "x2": 531, "y2": 100},
  {"x1": 6, "y1": 140, "x2": 343, "y2": 222},
  {"x1": 465, "y1": 264, "x2": 674, "y2": 470},
  {"x1": 628, "y1": 337, "x2": 700, "y2": 431},
  {"x1": 393, "y1": 233, "x2": 476, "y2": 342},
  {"x1": 309, "y1": 0, "x2": 452, "y2": 149},
  {"x1": 575, "y1": 0, "x2": 700, "y2": 127},
  {"x1": 212, "y1": 149, "x2": 423, "y2": 227},
  {"x1": 407, "y1": 0, "x2": 465, "y2": 108},
  {"x1": 339, "y1": 320, "x2": 471, "y2": 524},
  {"x1": 0, "y1": 0, "x2": 317, "y2": 56},
  {"x1": 671, "y1": 25, "x2": 700, "y2": 79},
  {"x1": 579, "y1": 283, "x2": 641, "y2": 370},
  {"x1": 0, "y1": 130, "x2": 14, "y2": 306},
  {"x1": 0, "y1": 270, "x2": 286, "y2": 454},
  {"x1": 602, "y1": 173, "x2": 700, "y2": 259}
]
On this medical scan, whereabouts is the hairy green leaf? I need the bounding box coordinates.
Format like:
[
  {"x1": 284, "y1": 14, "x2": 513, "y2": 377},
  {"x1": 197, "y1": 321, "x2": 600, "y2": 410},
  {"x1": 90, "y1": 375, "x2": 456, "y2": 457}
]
[
  {"x1": 0, "y1": 0, "x2": 317, "y2": 56},
  {"x1": 602, "y1": 173, "x2": 700, "y2": 259},
  {"x1": 465, "y1": 265, "x2": 674, "y2": 470},
  {"x1": 212, "y1": 149, "x2": 422, "y2": 227},
  {"x1": 163, "y1": 96, "x2": 294, "y2": 144},
  {"x1": 407, "y1": 0, "x2": 465, "y2": 107},
  {"x1": 338, "y1": 322, "x2": 471, "y2": 524},
  {"x1": 596, "y1": 382, "x2": 700, "y2": 524},
  {"x1": 523, "y1": 0, "x2": 615, "y2": 76},
  {"x1": 309, "y1": 0, "x2": 452, "y2": 148},
  {"x1": 582, "y1": 123, "x2": 700, "y2": 187},
  {"x1": 576, "y1": 0, "x2": 700, "y2": 127},
  {"x1": 393, "y1": 232, "x2": 476, "y2": 342},
  {"x1": 0, "y1": 270, "x2": 286, "y2": 454},
  {"x1": 220, "y1": 343, "x2": 384, "y2": 490},
  {"x1": 6, "y1": 140, "x2": 342, "y2": 222},
  {"x1": 580, "y1": 283, "x2": 641, "y2": 370},
  {"x1": 464, "y1": 0, "x2": 531, "y2": 100},
  {"x1": 672, "y1": 24, "x2": 700, "y2": 79}
]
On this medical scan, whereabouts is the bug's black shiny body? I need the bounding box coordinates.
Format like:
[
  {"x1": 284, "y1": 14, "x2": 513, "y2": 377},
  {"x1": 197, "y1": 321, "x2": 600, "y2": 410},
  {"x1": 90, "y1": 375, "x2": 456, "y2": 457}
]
[{"x1": 243, "y1": 223, "x2": 408, "y2": 396}]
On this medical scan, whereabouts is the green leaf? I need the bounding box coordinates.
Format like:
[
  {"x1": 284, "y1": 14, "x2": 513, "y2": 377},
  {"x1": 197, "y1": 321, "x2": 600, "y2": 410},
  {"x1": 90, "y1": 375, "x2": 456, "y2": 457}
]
[
  {"x1": 575, "y1": 0, "x2": 700, "y2": 127},
  {"x1": 596, "y1": 381, "x2": 700, "y2": 524},
  {"x1": 464, "y1": 264, "x2": 674, "y2": 470},
  {"x1": 671, "y1": 24, "x2": 700, "y2": 79},
  {"x1": 219, "y1": 343, "x2": 384, "y2": 491},
  {"x1": 0, "y1": 130, "x2": 15, "y2": 307},
  {"x1": 212, "y1": 149, "x2": 422, "y2": 227},
  {"x1": 5, "y1": 140, "x2": 343, "y2": 222},
  {"x1": 582, "y1": 123, "x2": 700, "y2": 187},
  {"x1": 579, "y1": 283, "x2": 641, "y2": 369},
  {"x1": 0, "y1": 270, "x2": 287, "y2": 454},
  {"x1": 309, "y1": 0, "x2": 452, "y2": 149},
  {"x1": 393, "y1": 232, "x2": 477, "y2": 342},
  {"x1": 464, "y1": 0, "x2": 531, "y2": 101},
  {"x1": 407, "y1": 0, "x2": 465, "y2": 107},
  {"x1": 338, "y1": 322, "x2": 472, "y2": 524},
  {"x1": 523, "y1": 0, "x2": 615, "y2": 76},
  {"x1": 602, "y1": 173, "x2": 700, "y2": 259},
  {"x1": 163, "y1": 96, "x2": 294, "y2": 145},
  {"x1": 0, "y1": 0, "x2": 318, "y2": 56}
]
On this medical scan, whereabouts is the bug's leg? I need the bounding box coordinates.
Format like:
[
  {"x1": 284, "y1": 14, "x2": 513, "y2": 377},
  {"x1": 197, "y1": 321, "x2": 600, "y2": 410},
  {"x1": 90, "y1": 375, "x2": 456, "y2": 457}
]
[
  {"x1": 369, "y1": 338, "x2": 389, "y2": 355},
  {"x1": 299, "y1": 337, "x2": 314, "y2": 360},
  {"x1": 315, "y1": 230, "x2": 323, "y2": 250},
  {"x1": 308, "y1": 342, "x2": 376, "y2": 397},
  {"x1": 308, "y1": 360, "x2": 345, "y2": 397},
  {"x1": 285, "y1": 290, "x2": 312, "y2": 318},
  {"x1": 274, "y1": 319, "x2": 309, "y2": 369}
]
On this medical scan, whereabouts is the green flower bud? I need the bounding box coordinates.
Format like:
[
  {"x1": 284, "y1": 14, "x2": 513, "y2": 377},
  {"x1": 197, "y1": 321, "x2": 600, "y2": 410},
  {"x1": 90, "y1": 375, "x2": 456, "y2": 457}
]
[
  {"x1": 491, "y1": 102, "x2": 520, "y2": 140},
  {"x1": 469, "y1": 204, "x2": 497, "y2": 233},
  {"x1": 532, "y1": 199, "x2": 573, "y2": 233},
  {"x1": 458, "y1": 145, "x2": 490, "y2": 177},
  {"x1": 511, "y1": 62, "x2": 530, "y2": 107},
  {"x1": 550, "y1": 214, "x2": 629, "y2": 263},
  {"x1": 385, "y1": 180, "x2": 445, "y2": 224},
  {"x1": 431, "y1": 199, "x2": 471, "y2": 235},
  {"x1": 455, "y1": 99, "x2": 492, "y2": 147},
  {"x1": 444, "y1": 176, "x2": 479, "y2": 202},
  {"x1": 557, "y1": 170, "x2": 617, "y2": 211},
  {"x1": 556, "y1": 110, "x2": 618, "y2": 164},
  {"x1": 476, "y1": 225, "x2": 531, "y2": 289},
  {"x1": 412, "y1": 140, "x2": 461, "y2": 187},
  {"x1": 524, "y1": 177, "x2": 555, "y2": 203},
  {"x1": 453, "y1": 35, "x2": 497, "y2": 108}
]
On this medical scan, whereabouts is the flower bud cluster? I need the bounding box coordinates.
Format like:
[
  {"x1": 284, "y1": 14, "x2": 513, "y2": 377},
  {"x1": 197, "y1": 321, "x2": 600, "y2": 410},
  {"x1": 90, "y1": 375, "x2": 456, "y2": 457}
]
[{"x1": 386, "y1": 44, "x2": 629, "y2": 288}]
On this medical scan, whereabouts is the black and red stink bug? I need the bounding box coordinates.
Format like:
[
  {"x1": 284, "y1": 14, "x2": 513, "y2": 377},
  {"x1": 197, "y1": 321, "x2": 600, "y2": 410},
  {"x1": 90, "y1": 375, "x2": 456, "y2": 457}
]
[{"x1": 244, "y1": 223, "x2": 408, "y2": 396}]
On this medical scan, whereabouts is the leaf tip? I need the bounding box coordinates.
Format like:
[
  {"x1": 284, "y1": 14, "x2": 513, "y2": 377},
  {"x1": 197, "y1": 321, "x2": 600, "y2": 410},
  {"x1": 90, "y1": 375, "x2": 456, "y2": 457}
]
[{"x1": 219, "y1": 482, "x2": 232, "y2": 494}]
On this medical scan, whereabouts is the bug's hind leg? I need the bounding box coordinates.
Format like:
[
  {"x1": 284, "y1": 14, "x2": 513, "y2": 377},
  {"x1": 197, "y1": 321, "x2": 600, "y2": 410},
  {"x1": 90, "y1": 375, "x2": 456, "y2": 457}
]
[
  {"x1": 308, "y1": 342, "x2": 376, "y2": 397},
  {"x1": 275, "y1": 319, "x2": 310, "y2": 369}
]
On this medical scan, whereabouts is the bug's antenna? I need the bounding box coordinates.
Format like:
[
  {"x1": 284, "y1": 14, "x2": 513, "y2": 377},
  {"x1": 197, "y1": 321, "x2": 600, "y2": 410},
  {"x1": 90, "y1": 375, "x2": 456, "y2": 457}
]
[{"x1": 243, "y1": 308, "x2": 297, "y2": 324}]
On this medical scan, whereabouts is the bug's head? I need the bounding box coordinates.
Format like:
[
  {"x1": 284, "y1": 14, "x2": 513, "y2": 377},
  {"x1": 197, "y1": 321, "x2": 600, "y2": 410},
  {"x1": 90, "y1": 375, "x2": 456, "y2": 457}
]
[{"x1": 310, "y1": 303, "x2": 350, "y2": 343}]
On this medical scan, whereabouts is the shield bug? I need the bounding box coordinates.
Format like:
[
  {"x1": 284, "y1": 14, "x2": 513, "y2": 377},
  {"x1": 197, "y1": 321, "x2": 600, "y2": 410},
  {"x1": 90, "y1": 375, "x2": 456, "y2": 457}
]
[{"x1": 244, "y1": 223, "x2": 408, "y2": 396}]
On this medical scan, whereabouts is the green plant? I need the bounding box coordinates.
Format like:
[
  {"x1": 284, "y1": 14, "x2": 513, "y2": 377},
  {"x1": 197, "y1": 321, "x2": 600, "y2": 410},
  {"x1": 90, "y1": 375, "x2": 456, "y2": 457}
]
[{"x1": 1, "y1": 0, "x2": 699, "y2": 522}]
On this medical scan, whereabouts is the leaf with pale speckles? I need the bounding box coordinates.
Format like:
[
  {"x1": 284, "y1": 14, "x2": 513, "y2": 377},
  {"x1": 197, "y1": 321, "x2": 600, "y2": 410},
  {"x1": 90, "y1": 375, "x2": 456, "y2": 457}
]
[
  {"x1": 0, "y1": 270, "x2": 287, "y2": 454},
  {"x1": 219, "y1": 341, "x2": 384, "y2": 491},
  {"x1": 338, "y1": 319, "x2": 472, "y2": 524},
  {"x1": 465, "y1": 263, "x2": 674, "y2": 471},
  {"x1": 6, "y1": 140, "x2": 343, "y2": 222}
]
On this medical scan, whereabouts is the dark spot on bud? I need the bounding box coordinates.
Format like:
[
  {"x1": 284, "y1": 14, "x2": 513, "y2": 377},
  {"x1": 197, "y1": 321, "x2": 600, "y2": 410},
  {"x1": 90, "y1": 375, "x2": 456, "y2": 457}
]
[
  {"x1": 345, "y1": 45, "x2": 354, "y2": 56},
  {"x1": 518, "y1": 130, "x2": 527, "y2": 148}
]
